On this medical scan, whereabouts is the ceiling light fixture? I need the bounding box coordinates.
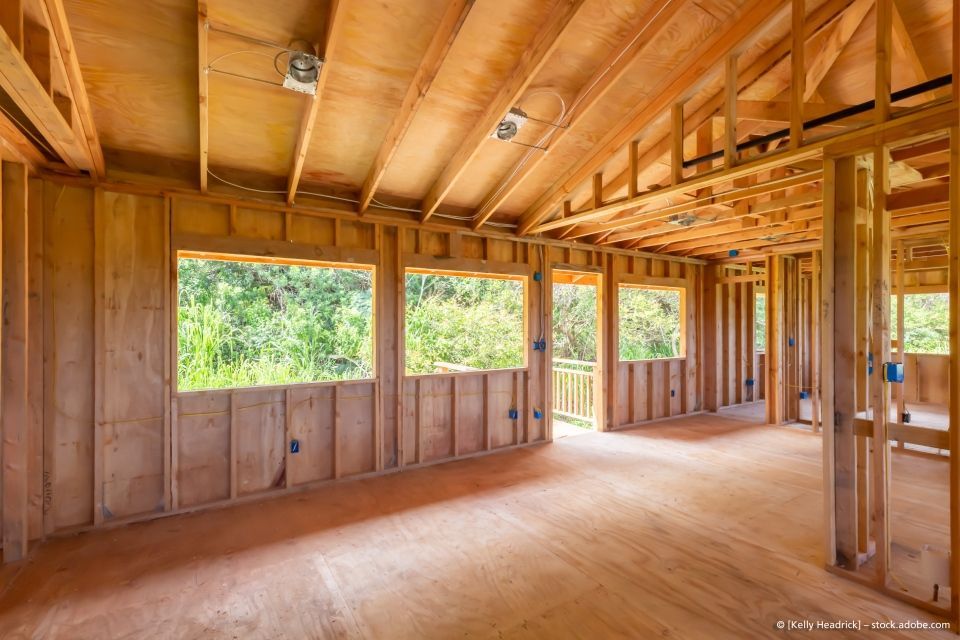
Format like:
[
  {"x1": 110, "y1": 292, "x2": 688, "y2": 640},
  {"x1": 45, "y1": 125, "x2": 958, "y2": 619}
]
[
  {"x1": 283, "y1": 45, "x2": 322, "y2": 95},
  {"x1": 491, "y1": 108, "x2": 528, "y2": 142}
]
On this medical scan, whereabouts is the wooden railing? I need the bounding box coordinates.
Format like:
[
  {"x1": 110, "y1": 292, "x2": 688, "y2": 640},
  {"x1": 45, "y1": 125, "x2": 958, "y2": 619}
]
[{"x1": 553, "y1": 358, "x2": 597, "y2": 422}]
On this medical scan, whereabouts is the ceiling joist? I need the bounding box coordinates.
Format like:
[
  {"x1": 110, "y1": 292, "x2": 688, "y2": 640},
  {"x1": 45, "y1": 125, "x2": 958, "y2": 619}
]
[
  {"x1": 358, "y1": 0, "x2": 475, "y2": 214},
  {"x1": 516, "y1": 0, "x2": 793, "y2": 236},
  {"x1": 468, "y1": 0, "x2": 686, "y2": 229},
  {"x1": 419, "y1": 0, "x2": 590, "y2": 223},
  {"x1": 286, "y1": 0, "x2": 347, "y2": 205}
]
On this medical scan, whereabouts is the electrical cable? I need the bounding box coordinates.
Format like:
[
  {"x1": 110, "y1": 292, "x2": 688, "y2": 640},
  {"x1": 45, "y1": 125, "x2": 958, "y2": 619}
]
[
  {"x1": 484, "y1": 0, "x2": 679, "y2": 228},
  {"x1": 477, "y1": 91, "x2": 567, "y2": 219},
  {"x1": 208, "y1": 169, "x2": 518, "y2": 227}
]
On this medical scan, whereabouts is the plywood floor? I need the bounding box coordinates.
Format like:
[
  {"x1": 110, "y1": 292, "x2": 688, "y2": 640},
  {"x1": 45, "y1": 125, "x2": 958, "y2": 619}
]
[{"x1": 0, "y1": 414, "x2": 953, "y2": 639}]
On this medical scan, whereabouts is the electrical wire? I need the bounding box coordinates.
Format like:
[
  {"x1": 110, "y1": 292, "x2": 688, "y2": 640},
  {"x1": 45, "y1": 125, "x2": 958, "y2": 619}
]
[
  {"x1": 477, "y1": 91, "x2": 567, "y2": 219},
  {"x1": 482, "y1": 0, "x2": 679, "y2": 228},
  {"x1": 207, "y1": 169, "x2": 518, "y2": 227}
]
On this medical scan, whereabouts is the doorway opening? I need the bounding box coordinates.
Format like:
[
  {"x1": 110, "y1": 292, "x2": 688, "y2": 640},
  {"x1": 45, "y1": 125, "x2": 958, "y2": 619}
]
[{"x1": 551, "y1": 270, "x2": 601, "y2": 438}]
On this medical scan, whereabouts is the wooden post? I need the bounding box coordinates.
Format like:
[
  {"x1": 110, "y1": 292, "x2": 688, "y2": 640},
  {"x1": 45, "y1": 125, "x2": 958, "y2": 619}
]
[
  {"x1": 811, "y1": 250, "x2": 822, "y2": 432},
  {"x1": 830, "y1": 155, "x2": 860, "y2": 569},
  {"x1": 764, "y1": 255, "x2": 782, "y2": 425},
  {"x1": 790, "y1": 0, "x2": 805, "y2": 148},
  {"x1": 1, "y1": 162, "x2": 29, "y2": 562},
  {"x1": 948, "y1": 124, "x2": 959, "y2": 628},
  {"x1": 703, "y1": 264, "x2": 721, "y2": 412},
  {"x1": 868, "y1": 145, "x2": 891, "y2": 583},
  {"x1": 894, "y1": 240, "x2": 905, "y2": 425},
  {"x1": 671, "y1": 102, "x2": 684, "y2": 185},
  {"x1": 602, "y1": 253, "x2": 619, "y2": 430},
  {"x1": 724, "y1": 55, "x2": 738, "y2": 167}
]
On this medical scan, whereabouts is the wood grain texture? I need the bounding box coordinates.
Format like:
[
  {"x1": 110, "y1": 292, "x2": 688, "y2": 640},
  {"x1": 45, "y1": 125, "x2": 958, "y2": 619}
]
[{"x1": 0, "y1": 414, "x2": 951, "y2": 637}]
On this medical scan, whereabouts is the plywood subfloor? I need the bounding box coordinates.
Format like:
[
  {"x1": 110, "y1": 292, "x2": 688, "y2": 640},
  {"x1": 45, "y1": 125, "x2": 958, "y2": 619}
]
[{"x1": 0, "y1": 414, "x2": 952, "y2": 639}]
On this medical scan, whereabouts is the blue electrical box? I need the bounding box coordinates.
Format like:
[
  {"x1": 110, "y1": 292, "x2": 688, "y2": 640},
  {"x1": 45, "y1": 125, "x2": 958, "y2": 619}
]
[
  {"x1": 728, "y1": 249, "x2": 739, "y2": 257},
  {"x1": 508, "y1": 408, "x2": 519, "y2": 420},
  {"x1": 799, "y1": 391, "x2": 809, "y2": 400},
  {"x1": 533, "y1": 271, "x2": 543, "y2": 282},
  {"x1": 745, "y1": 378, "x2": 755, "y2": 387},
  {"x1": 290, "y1": 439, "x2": 300, "y2": 454},
  {"x1": 882, "y1": 362, "x2": 904, "y2": 383},
  {"x1": 533, "y1": 408, "x2": 543, "y2": 420}
]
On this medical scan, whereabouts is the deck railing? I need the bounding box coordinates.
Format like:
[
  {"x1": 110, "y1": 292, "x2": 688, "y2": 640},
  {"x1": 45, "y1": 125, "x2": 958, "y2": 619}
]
[{"x1": 552, "y1": 358, "x2": 597, "y2": 423}]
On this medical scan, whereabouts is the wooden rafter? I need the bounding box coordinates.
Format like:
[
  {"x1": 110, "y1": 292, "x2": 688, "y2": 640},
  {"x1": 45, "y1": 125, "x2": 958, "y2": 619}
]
[
  {"x1": 40, "y1": 0, "x2": 105, "y2": 177},
  {"x1": 358, "y1": 0, "x2": 474, "y2": 213},
  {"x1": 0, "y1": 7, "x2": 89, "y2": 170},
  {"x1": 803, "y1": 0, "x2": 872, "y2": 102},
  {"x1": 516, "y1": 0, "x2": 793, "y2": 236},
  {"x1": 285, "y1": 0, "x2": 348, "y2": 205},
  {"x1": 419, "y1": 0, "x2": 589, "y2": 223},
  {"x1": 561, "y1": 0, "x2": 857, "y2": 223},
  {"x1": 469, "y1": 0, "x2": 685, "y2": 229}
]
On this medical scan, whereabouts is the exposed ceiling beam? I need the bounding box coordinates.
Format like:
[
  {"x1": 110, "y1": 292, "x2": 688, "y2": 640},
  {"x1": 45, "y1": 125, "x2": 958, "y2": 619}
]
[
  {"x1": 419, "y1": 0, "x2": 590, "y2": 223},
  {"x1": 687, "y1": 226, "x2": 822, "y2": 257},
  {"x1": 802, "y1": 0, "x2": 872, "y2": 101},
  {"x1": 890, "y1": 0, "x2": 940, "y2": 101},
  {"x1": 197, "y1": 1, "x2": 208, "y2": 192},
  {"x1": 286, "y1": 0, "x2": 348, "y2": 205},
  {"x1": 469, "y1": 0, "x2": 686, "y2": 229},
  {"x1": 624, "y1": 196, "x2": 822, "y2": 248},
  {"x1": 0, "y1": 8, "x2": 90, "y2": 170},
  {"x1": 516, "y1": 0, "x2": 793, "y2": 236},
  {"x1": 562, "y1": 0, "x2": 855, "y2": 224},
  {"x1": 40, "y1": 0, "x2": 105, "y2": 177},
  {"x1": 538, "y1": 165, "x2": 822, "y2": 236},
  {"x1": 676, "y1": 220, "x2": 823, "y2": 256},
  {"x1": 358, "y1": 0, "x2": 474, "y2": 213}
]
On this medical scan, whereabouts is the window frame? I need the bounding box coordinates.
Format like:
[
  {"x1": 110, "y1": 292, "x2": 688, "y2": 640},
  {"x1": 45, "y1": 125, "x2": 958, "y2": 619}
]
[
  {"x1": 616, "y1": 283, "x2": 687, "y2": 362},
  {"x1": 402, "y1": 266, "x2": 529, "y2": 377},
  {"x1": 174, "y1": 250, "x2": 377, "y2": 394}
]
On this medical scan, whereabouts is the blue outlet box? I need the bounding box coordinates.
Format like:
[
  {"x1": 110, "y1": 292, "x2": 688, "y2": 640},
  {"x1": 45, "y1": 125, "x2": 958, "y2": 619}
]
[
  {"x1": 788, "y1": 337, "x2": 795, "y2": 347},
  {"x1": 533, "y1": 408, "x2": 543, "y2": 420},
  {"x1": 290, "y1": 439, "x2": 300, "y2": 454},
  {"x1": 799, "y1": 391, "x2": 809, "y2": 400},
  {"x1": 728, "y1": 249, "x2": 739, "y2": 257},
  {"x1": 745, "y1": 378, "x2": 755, "y2": 387},
  {"x1": 508, "y1": 408, "x2": 519, "y2": 420},
  {"x1": 883, "y1": 362, "x2": 904, "y2": 383},
  {"x1": 533, "y1": 271, "x2": 543, "y2": 282}
]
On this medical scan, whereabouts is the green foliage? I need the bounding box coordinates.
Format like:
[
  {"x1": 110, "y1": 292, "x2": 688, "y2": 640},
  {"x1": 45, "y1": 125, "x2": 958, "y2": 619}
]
[
  {"x1": 404, "y1": 273, "x2": 524, "y2": 374},
  {"x1": 552, "y1": 283, "x2": 598, "y2": 361},
  {"x1": 755, "y1": 293, "x2": 767, "y2": 351},
  {"x1": 177, "y1": 258, "x2": 373, "y2": 390},
  {"x1": 891, "y1": 293, "x2": 949, "y2": 354},
  {"x1": 618, "y1": 287, "x2": 681, "y2": 361}
]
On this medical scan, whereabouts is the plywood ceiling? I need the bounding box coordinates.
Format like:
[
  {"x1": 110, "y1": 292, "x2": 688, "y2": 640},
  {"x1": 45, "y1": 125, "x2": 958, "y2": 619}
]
[{"x1": 50, "y1": 0, "x2": 956, "y2": 256}]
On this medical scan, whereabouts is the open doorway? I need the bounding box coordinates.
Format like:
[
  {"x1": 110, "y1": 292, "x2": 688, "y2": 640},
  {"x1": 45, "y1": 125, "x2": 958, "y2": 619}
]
[{"x1": 551, "y1": 270, "x2": 601, "y2": 437}]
